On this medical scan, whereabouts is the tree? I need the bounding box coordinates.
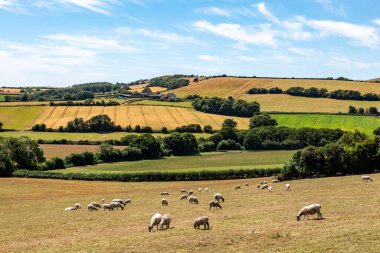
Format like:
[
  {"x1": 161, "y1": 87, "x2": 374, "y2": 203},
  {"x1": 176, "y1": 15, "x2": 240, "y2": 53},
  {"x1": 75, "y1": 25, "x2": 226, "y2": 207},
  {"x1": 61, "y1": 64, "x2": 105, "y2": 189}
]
[
  {"x1": 222, "y1": 119, "x2": 237, "y2": 128},
  {"x1": 249, "y1": 114, "x2": 278, "y2": 129},
  {"x1": 348, "y1": 106, "x2": 357, "y2": 114},
  {"x1": 0, "y1": 148, "x2": 14, "y2": 176},
  {"x1": 0, "y1": 122, "x2": 2, "y2": 131},
  {"x1": 374, "y1": 127, "x2": 380, "y2": 136},
  {"x1": 203, "y1": 125, "x2": 213, "y2": 134},
  {"x1": 216, "y1": 139, "x2": 242, "y2": 150},
  {"x1": 163, "y1": 133, "x2": 198, "y2": 156},
  {"x1": 161, "y1": 127, "x2": 169, "y2": 134},
  {"x1": 129, "y1": 134, "x2": 163, "y2": 159},
  {"x1": 368, "y1": 107, "x2": 378, "y2": 115}
]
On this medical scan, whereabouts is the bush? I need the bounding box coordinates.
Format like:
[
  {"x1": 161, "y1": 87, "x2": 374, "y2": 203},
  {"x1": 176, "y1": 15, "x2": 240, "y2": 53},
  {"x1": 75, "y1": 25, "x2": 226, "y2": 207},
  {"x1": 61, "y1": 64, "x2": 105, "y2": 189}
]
[
  {"x1": 175, "y1": 124, "x2": 203, "y2": 133},
  {"x1": 203, "y1": 125, "x2": 213, "y2": 134},
  {"x1": 246, "y1": 88, "x2": 268, "y2": 94},
  {"x1": 129, "y1": 134, "x2": 163, "y2": 159},
  {"x1": 161, "y1": 127, "x2": 169, "y2": 134},
  {"x1": 120, "y1": 134, "x2": 139, "y2": 145},
  {"x1": 268, "y1": 87, "x2": 283, "y2": 94},
  {"x1": 121, "y1": 147, "x2": 143, "y2": 161},
  {"x1": 249, "y1": 114, "x2": 278, "y2": 128},
  {"x1": 216, "y1": 139, "x2": 242, "y2": 150},
  {"x1": 45, "y1": 157, "x2": 66, "y2": 170},
  {"x1": 31, "y1": 123, "x2": 47, "y2": 132},
  {"x1": 163, "y1": 133, "x2": 199, "y2": 156}
]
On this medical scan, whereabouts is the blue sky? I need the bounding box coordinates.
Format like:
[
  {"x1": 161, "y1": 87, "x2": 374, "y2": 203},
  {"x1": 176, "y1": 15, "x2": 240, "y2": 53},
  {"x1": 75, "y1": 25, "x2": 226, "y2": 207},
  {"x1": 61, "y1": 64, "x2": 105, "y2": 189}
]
[{"x1": 0, "y1": 0, "x2": 379, "y2": 86}]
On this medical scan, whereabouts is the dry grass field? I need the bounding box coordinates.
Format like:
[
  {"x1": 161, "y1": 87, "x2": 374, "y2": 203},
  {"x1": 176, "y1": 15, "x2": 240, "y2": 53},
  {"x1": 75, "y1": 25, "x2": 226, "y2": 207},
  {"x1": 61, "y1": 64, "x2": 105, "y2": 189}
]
[
  {"x1": 33, "y1": 105, "x2": 249, "y2": 130},
  {"x1": 40, "y1": 144, "x2": 127, "y2": 159},
  {"x1": 129, "y1": 84, "x2": 167, "y2": 93},
  {"x1": 1, "y1": 175, "x2": 379, "y2": 252}
]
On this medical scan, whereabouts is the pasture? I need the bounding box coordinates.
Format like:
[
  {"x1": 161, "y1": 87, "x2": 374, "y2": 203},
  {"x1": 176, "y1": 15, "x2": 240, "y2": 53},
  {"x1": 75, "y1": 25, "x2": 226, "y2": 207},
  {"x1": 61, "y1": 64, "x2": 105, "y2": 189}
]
[
  {"x1": 0, "y1": 106, "x2": 44, "y2": 130},
  {"x1": 58, "y1": 151, "x2": 295, "y2": 174},
  {"x1": 1, "y1": 175, "x2": 379, "y2": 252},
  {"x1": 40, "y1": 144, "x2": 127, "y2": 159}
]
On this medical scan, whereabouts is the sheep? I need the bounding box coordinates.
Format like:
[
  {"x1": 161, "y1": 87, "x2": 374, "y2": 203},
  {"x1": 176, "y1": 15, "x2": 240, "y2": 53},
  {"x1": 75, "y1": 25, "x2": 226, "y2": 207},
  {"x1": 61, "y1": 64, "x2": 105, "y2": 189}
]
[
  {"x1": 161, "y1": 198, "x2": 168, "y2": 206},
  {"x1": 160, "y1": 192, "x2": 169, "y2": 196},
  {"x1": 235, "y1": 185, "x2": 241, "y2": 190},
  {"x1": 180, "y1": 194, "x2": 188, "y2": 200},
  {"x1": 264, "y1": 181, "x2": 267, "y2": 184},
  {"x1": 245, "y1": 183, "x2": 249, "y2": 187},
  {"x1": 87, "y1": 204, "x2": 98, "y2": 212},
  {"x1": 188, "y1": 196, "x2": 199, "y2": 204},
  {"x1": 296, "y1": 204, "x2": 322, "y2": 221},
  {"x1": 188, "y1": 190, "x2": 194, "y2": 195},
  {"x1": 125, "y1": 199, "x2": 132, "y2": 205},
  {"x1": 362, "y1": 175, "x2": 373, "y2": 182},
  {"x1": 205, "y1": 188, "x2": 208, "y2": 192},
  {"x1": 159, "y1": 214, "x2": 172, "y2": 230},
  {"x1": 65, "y1": 206, "x2": 78, "y2": 211},
  {"x1": 75, "y1": 203, "x2": 81, "y2": 209},
  {"x1": 261, "y1": 184, "x2": 269, "y2": 190},
  {"x1": 260, "y1": 181, "x2": 264, "y2": 185},
  {"x1": 214, "y1": 193, "x2": 224, "y2": 203},
  {"x1": 112, "y1": 199, "x2": 125, "y2": 206},
  {"x1": 110, "y1": 202, "x2": 124, "y2": 210},
  {"x1": 180, "y1": 189, "x2": 187, "y2": 194},
  {"x1": 148, "y1": 213, "x2": 162, "y2": 232},
  {"x1": 256, "y1": 184, "x2": 260, "y2": 189},
  {"x1": 91, "y1": 202, "x2": 102, "y2": 209},
  {"x1": 101, "y1": 199, "x2": 105, "y2": 204},
  {"x1": 285, "y1": 183, "x2": 291, "y2": 191},
  {"x1": 272, "y1": 179, "x2": 280, "y2": 183},
  {"x1": 103, "y1": 204, "x2": 113, "y2": 211},
  {"x1": 193, "y1": 216, "x2": 209, "y2": 230},
  {"x1": 209, "y1": 201, "x2": 222, "y2": 210},
  {"x1": 198, "y1": 187, "x2": 202, "y2": 192},
  {"x1": 268, "y1": 186, "x2": 273, "y2": 192}
]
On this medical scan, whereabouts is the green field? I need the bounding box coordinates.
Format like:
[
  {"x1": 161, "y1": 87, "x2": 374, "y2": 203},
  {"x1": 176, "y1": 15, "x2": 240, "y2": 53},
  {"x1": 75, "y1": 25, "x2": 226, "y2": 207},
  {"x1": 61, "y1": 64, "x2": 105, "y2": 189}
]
[
  {"x1": 58, "y1": 150, "x2": 294, "y2": 174},
  {"x1": 272, "y1": 114, "x2": 380, "y2": 135},
  {"x1": 0, "y1": 106, "x2": 44, "y2": 130},
  {"x1": 129, "y1": 99, "x2": 192, "y2": 108},
  {"x1": 0, "y1": 95, "x2": 5, "y2": 102}
]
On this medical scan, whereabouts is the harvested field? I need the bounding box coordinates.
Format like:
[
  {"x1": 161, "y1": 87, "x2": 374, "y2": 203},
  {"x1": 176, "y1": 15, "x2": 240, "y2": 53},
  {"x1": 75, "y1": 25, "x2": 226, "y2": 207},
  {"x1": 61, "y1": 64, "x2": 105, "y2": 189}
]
[{"x1": 40, "y1": 144, "x2": 127, "y2": 159}]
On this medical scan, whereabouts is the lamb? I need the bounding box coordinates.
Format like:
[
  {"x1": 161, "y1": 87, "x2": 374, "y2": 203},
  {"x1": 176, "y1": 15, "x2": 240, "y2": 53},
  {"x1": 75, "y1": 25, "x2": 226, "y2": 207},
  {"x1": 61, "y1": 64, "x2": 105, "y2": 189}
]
[
  {"x1": 112, "y1": 199, "x2": 125, "y2": 206},
  {"x1": 205, "y1": 188, "x2": 208, "y2": 192},
  {"x1": 125, "y1": 199, "x2": 132, "y2": 205},
  {"x1": 296, "y1": 204, "x2": 322, "y2": 221},
  {"x1": 209, "y1": 201, "x2": 222, "y2": 210},
  {"x1": 87, "y1": 204, "x2": 98, "y2": 212},
  {"x1": 110, "y1": 202, "x2": 124, "y2": 210},
  {"x1": 198, "y1": 188, "x2": 202, "y2": 192},
  {"x1": 261, "y1": 184, "x2": 269, "y2": 190},
  {"x1": 161, "y1": 198, "x2": 168, "y2": 206},
  {"x1": 180, "y1": 194, "x2": 188, "y2": 200},
  {"x1": 193, "y1": 216, "x2": 209, "y2": 230},
  {"x1": 235, "y1": 185, "x2": 241, "y2": 190},
  {"x1": 268, "y1": 186, "x2": 273, "y2": 192},
  {"x1": 188, "y1": 196, "x2": 199, "y2": 204},
  {"x1": 214, "y1": 193, "x2": 224, "y2": 202},
  {"x1": 362, "y1": 175, "x2": 373, "y2": 182},
  {"x1": 148, "y1": 213, "x2": 163, "y2": 232},
  {"x1": 159, "y1": 214, "x2": 172, "y2": 230},
  {"x1": 65, "y1": 206, "x2": 78, "y2": 211},
  {"x1": 91, "y1": 202, "x2": 102, "y2": 209},
  {"x1": 103, "y1": 204, "x2": 113, "y2": 211},
  {"x1": 285, "y1": 183, "x2": 291, "y2": 191},
  {"x1": 160, "y1": 192, "x2": 169, "y2": 195}
]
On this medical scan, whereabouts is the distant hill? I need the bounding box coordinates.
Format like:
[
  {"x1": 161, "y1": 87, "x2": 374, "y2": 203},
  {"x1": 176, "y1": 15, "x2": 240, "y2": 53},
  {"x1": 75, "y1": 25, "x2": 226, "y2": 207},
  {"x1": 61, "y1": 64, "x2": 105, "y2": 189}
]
[{"x1": 367, "y1": 78, "x2": 380, "y2": 83}]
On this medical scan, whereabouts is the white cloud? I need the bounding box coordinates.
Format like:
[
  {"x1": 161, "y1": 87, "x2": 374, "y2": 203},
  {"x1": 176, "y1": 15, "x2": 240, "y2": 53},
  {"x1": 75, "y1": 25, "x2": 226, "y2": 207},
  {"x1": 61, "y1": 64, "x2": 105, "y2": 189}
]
[
  {"x1": 373, "y1": 19, "x2": 380, "y2": 26},
  {"x1": 315, "y1": 0, "x2": 346, "y2": 17},
  {"x1": 197, "y1": 55, "x2": 223, "y2": 64},
  {"x1": 193, "y1": 20, "x2": 276, "y2": 47},
  {"x1": 58, "y1": 0, "x2": 117, "y2": 15},
  {"x1": 237, "y1": 55, "x2": 256, "y2": 62},
  {"x1": 288, "y1": 47, "x2": 317, "y2": 57},
  {"x1": 196, "y1": 7, "x2": 231, "y2": 17},
  {"x1": 327, "y1": 55, "x2": 380, "y2": 69},
  {"x1": 0, "y1": 0, "x2": 14, "y2": 10}
]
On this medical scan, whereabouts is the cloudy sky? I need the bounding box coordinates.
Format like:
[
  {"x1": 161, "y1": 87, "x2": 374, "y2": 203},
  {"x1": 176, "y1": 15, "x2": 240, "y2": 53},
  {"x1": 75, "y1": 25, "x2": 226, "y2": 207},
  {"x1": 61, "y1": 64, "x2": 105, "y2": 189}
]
[{"x1": 0, "y1": 0, "x2": 379, "y2": 86}]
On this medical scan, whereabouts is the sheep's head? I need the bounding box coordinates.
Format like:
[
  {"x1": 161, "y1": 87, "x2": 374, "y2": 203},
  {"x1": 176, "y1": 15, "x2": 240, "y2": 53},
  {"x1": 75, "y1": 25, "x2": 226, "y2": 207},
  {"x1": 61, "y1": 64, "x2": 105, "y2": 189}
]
[
  {"x1": 148, "y1": 226, "x2": 152, "y2": 232},
  {"x1": 296, "y1": 215, "x2": 300, "y2": 221}
]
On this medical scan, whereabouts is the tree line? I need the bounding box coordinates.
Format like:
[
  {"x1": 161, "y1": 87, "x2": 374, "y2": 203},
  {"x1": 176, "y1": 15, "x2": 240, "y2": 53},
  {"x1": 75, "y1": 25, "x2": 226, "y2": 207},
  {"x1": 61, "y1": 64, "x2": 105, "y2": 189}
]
[
  {"x1": 348, "y1": 106, "x2": 379, "y2": 115},
  {"x1": 49, "y1": 100, "x2": 120, "y2": 106},
  {"x1": 149, "y1": 75, "x2": 190, "y2": 90}
]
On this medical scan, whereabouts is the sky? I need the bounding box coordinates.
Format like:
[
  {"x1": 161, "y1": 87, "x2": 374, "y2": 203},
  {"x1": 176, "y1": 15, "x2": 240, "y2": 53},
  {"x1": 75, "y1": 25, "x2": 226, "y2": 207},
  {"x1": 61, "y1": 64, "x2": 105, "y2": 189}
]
[{"x1": 0, "y1": 0, "x2": 379, "y2": 86}]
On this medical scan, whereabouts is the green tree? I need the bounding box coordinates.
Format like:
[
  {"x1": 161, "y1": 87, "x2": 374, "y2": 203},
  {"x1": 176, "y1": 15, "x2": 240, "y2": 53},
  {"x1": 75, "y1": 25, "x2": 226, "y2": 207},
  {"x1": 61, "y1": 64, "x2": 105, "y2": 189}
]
[
  {"x1": 163, "y1": 133, "x2": 198, "y2": 156},
  {"x1": 249, "y1": 114, "x2": 278, "y2": 129},
  {"x1": 222, "y1": 119, "x2": 237, "y2": 128},
  {"x1": 130, "y1": 134, "x2": 163, "y2": 159}
]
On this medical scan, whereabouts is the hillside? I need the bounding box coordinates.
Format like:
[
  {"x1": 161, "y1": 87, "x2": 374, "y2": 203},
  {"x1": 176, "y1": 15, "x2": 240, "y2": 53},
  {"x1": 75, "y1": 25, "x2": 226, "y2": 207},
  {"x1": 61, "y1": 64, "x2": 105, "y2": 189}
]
[{"x1": 368, "y1": 77, "x2": 380, "y2": 83}]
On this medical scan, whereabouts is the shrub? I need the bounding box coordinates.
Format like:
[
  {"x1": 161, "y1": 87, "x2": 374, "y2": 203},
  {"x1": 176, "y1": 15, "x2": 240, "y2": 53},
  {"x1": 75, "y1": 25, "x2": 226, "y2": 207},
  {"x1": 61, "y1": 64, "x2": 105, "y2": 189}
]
[
  {"x1": 175, "y1": 124, "x2": 203, "y2": 133},
  {"x1": 216, "y1": 139, "x2": 242, "y2": 150},
  {"x1": 163, "y1": 133, "x2": 199, "y2": 156},
  {"x1": 249, "y1": 114, "x2": 278, "y2": 129},
  {"x1": 203, "y1": 125, "x2": 213, "y2": 134},
  {"x1": 45, "y1": 157, "x2": 66, "y2": 170}
]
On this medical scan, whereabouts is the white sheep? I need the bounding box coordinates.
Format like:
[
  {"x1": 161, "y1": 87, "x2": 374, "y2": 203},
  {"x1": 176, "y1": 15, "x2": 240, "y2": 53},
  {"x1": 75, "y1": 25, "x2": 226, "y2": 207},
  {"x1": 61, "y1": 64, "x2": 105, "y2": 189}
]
[
  {"x1": 285, "y1": 183, "x2": 291, "y2": 191},
  {"x1": 64, "y1": 206, "x2": 78, "y2": 211},
  {"x1": 160, "y1": 192, "x2": 169, "y2": 195},
  {"x1": 112, "y1": 199, "x2": 125, "y2": 206},
  {"x1": 161, "y1": 198, "x2": 168, "y2": 206},
  {"x1": 188, "y1": 196, "x2": 199, "y2": 204},
  {"x1": 198, "y1": 187, "x2": 202, "y2": 192},
  {"x1": 188, "y1": 190, "x2": 194, "y2": 195},
  {"x1": 272, "y1": 179, "x2": 280, "y2": 183},
  {"x1": 125, "y1": 199, "x2": 132, "y2": 205},
  {"x1": 362, "y1": 175, "x2": 373, "y2": 182},
  {"x1": 261, "y1": 184, "x2": 269, "y2": 190},
  {"x1": 75, "y1": 203, "x2": 81, "y2": 209},
  {"x1": 256, "y1": 184, "x2": 260, "y2": 189},
  {"x1": 297, "y1": 204, "x2": 322, "y2": 221},
  {"x1": 91, "y1": 202, "x2": 102, "y2": 209},
  {"x1": 87, "y1": 204, "x2": 98, "y2": 212},
  {"x1": 159, "y1": 214, "x2": 172, "y2": 230},
  {"x1": 214, "y1": 193, "x2": 224, "y2": 202},
  {"x1": 110, "y1": 202, "x2": 124, "y2": 210},
  {"x1": 103, "y1": 204, "x2": 113, "y2": 211},
  {"x1": 268, "y1": 186, "x2": 273, "y2": 192},
  {"x1": 101, "y1": 199, "x2": 105, "y2": 204},
  {"x1": 180, "y1": 194, "x2": 188, "y2": 200},
  {"x1": 193, "y1": 216, "x2": 209, "y2": 230},
  {"x1": 209, "y1": 201, "x2": 222, "y2": 210},
  {"x1": 205, "y1": 188, "x2": 208, "y2": 192},
  {"x1": 148, "y1": 213, "x2": 163, "y2": 232},
  {"x1": 235, "y1": 185, "x2": 241, "y2": 190}
]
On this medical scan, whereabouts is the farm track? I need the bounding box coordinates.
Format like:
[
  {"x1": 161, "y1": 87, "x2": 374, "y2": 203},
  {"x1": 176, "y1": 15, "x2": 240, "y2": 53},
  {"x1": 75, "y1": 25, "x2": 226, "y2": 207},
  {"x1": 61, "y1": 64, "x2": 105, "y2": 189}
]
[
  {"x1": 140, "y1": 106, "x2": 149, "y2": 126},
  {"x1": 73, "y1": 107, "x2": 80, "y2": 118},
  {"x1": 113, "y1": 106, "x2": 117, "y2": 122},
  {"x1": 84, "y1": 106, "x2": 92, "y2": 120},
  {"x1": 174, "y1": 107, "x2": 190, "y2": 125},
  {"x1": 165, "y1": 106, "x2": 181, "y2": 126},
  {"x1": 189, "y1": 109, "x2": 207, "y2": 126},
  {"x1": 43, "y1": 106, "x2": 57, "y2": 123},
  {"x1": 153, "y1": 107, "x2": 164, "y2": 128},
  {"x1": 51, "y1": 106, "x2": 68, "y2": 128}
]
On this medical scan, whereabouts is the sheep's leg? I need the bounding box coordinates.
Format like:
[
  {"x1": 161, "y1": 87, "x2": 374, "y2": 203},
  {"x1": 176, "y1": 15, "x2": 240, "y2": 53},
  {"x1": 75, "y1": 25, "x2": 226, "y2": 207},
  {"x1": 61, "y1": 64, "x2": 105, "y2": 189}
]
[{"x1": 306, "y1": 214, "x2": 309, "y2": 220}]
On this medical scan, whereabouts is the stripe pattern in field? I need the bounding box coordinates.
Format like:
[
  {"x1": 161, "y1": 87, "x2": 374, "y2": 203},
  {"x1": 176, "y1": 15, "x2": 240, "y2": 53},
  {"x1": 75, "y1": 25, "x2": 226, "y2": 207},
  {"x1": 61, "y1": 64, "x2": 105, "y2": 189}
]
[{"x1": 33, "y1": 105, "x2": 249, "y2": 130}]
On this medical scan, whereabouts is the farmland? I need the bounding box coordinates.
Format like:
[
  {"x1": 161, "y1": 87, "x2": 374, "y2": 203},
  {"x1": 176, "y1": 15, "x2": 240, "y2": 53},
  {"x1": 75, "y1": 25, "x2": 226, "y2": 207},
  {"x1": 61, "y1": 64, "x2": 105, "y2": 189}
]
[
  {"x1": 40, "y1": 144, "x2": 127, "y2": 159},
  {"x1": 129, "y1": 99, "x2": 192, "y2": 108},
  {"x1": 1, "y1": 175, "x2": 380, "y2": 252},
  {"x1": 58, "y1": 150, "x2": 294, "y2": 174},
  {"x1": 0, "y1": 106, "x2": 44, "y2": 130}
]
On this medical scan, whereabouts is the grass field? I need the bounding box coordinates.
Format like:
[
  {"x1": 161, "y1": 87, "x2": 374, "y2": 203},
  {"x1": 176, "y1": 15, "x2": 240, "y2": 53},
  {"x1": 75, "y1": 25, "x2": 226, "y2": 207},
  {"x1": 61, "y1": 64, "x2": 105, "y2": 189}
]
[
  {"x1": 1, "y1": 175, "x2": 380, "y2": 252},
  {"x1": 129, "y1": 99, "x2": 192, "y2": 108},
  {"x1": 0, "y1": 95, "x2": 5, "y2": 102},
  {"x1": 272, "y1": 114, "x2": 380, "y2": 135},
  {"x1": 58, "y1": 151, "x2": 294, "y2": 174},
  {"x1": 0, "y1": 106, "x2": 44, "y2": 130},
  {"x1": 40, "y1": 144, "x2": 127, "y2": 159},
  {"x1": 170, "y1": 77, "x2": 380, "y2": 113},
  {"x1": 32, "y1": 105, "x2": 249, "y2": 130}
]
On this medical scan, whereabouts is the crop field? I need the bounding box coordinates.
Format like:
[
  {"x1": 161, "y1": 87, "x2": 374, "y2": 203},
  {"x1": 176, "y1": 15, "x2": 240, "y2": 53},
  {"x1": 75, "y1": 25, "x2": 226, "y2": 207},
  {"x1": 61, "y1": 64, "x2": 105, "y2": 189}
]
[
  {"x1": 33, "y1": 105, "x2": 249, "y2": 130},
  {"x1": 0, "y1": 106, "x2": 44, "y2": 130},
  {"x1": 40, "y1": 144, "x2": 127, "y2": 159},
  {"x1": 129, "y1": 99, "x2": 192, "y2": 108},
  {"x1": 59, "y1": 151, "x2": 294, "y2": 174},
  {"x1": 129, "y1": 84, "x2": 167, "y2": 93},
  {"x1": 1, "y1": 175, "x2": 380, "y2": 252},
  {"x1": 0, "y1": 87, "x2": 22, "y2": 93},
  {"x1": 272, "y1": 114, "x2": 380, "y2": 135}
]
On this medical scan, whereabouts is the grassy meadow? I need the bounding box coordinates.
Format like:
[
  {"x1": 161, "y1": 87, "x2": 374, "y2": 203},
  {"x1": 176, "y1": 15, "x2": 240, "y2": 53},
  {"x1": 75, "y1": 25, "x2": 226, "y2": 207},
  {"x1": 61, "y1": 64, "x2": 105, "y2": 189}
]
[
  {"x1": 0, "y1": 106, "x2": 44, "y2": 130},
  {"x1": 57, "y1": 151, "x2": 294, "y2": 174},
  {"x1": 1, "y1": 175, "x2": 380, "y2": 252}
]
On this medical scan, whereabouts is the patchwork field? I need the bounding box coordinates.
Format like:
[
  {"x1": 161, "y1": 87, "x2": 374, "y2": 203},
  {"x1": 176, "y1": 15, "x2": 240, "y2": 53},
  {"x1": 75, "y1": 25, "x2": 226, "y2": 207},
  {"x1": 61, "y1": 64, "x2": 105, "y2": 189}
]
[
  {"x1": 40, "y1": 144, "x2": 127, "y2": 159},
  {"x1": 58, "y1": 150, "x2": 294, "y2": 174},
  {"x1": 272, "y1": 114, "x2": 380, "y2": 135},
  {"x1": 33, "y1": 105, "x2": 249, "y2": 130},
  {"x1": 0, "y1": 106, "x2": 44, "y2": 130},
  {"x1": 1, "y1": 175, "x2": 380, "y2": 252}
]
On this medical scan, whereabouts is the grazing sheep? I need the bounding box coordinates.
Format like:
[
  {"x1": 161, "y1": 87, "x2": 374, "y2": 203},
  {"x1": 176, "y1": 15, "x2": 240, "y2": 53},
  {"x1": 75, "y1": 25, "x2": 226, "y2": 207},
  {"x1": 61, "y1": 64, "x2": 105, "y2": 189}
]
[
  {"x1": 159, "y1": 214, "x2": 172, "y2": 230},
  {"x1": 362, "y1": 175, "x2": 373, "y2": 182},
  {"x1": 125, "y1": 199, "x2": 132, "y2": 205},
  {"x1": 103, "y1": 204, "x2": 113, "y2": 211},
  {"x1": 198, "y1": 188, "x2": 202, "y2": 192},
  {"x1": 75, "y1": 203, "x2": 81, "y2": 209},
  {"x1": 87, "y1": 204, "x2": 98, "y2": 212},
  {"x1": 268, "y1": 186, "x2": 273, "y2": 192},
  {"x1": 272, "y1": 179, "x2": 280, "y2": 183},
  {"x1": 112, "y1": 199, "x2": 125, "y2": 206},
  {"x1": 256, "y1": 184, "x2": 260, "y2": 189},
  {"x1": 245, "y1": 183, "x2": 249, "y2": 187},
  {"x1": 110, "y1": 202, "x2": 124, "y2": 210},
  {"x1": 148, "y1": 213, "x2": 163, "y2": 232},
  {"x1": 160, "y1": 192, "x2": 169, "y2": 196},
  {"x1": 264, "y1": 181, "x2": 267, "y2": 184},
  {"x1": 188, "y1": 190, "x2": 194, "y2": 195},
  {"x1": 161, "y1": 198, "x2": 168, "y2": 206},
  {"x1": 180, "y1": 189, "x2": 187, "y2": 194},
  {"x1": 296, "y1": 204, "x2": 322, "y2": 221},
  {"x1": 91, "y1": 202, "x2": 102, "y2": 209},
  {"x1": 235, "y1": 185, "x2": 241, "y2": 190},
  {"x1": 285, "y1": 183, "x2": 291, "y2": 191},
  {"x1": 180, "y1": 194, "x2": 188, "y2": 200},
  {"x1": 261, "y1": 184, "x2": 269, "y2": 190},
  {"x1": 209, "y1": 201, "x2": 222, "y2": 210},
  {"x1": 65, "y1": 206, "x2": 78, "y2": 211},
  {"x1": 205, "y1": 188, "x2": 208, "y2": 192},
  {"x1": 101, "y1": 199, "x2": 105, "y2": 204},
  {"x1": 193, "y1": 216, "x2": 209, "y2": 230},
  {"x1": 260, "y1": 181, "x2": 264, "y2": 185},
  {"x1": 214, "y1": 193, "x2": 224, "y2": 203},
  {"x1": 188, "y1": 196, "x2": 199, "y2": 204}
]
